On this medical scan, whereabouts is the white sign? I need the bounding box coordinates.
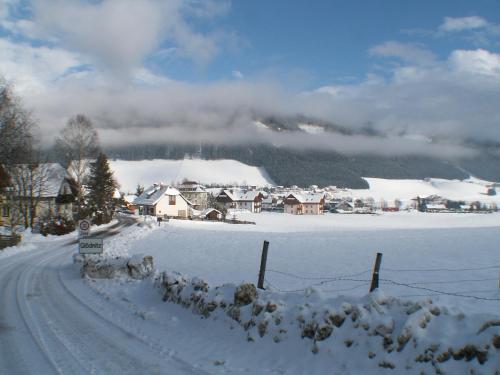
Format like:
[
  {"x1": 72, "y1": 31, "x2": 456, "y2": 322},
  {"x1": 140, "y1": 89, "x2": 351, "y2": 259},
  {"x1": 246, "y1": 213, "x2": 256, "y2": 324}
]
[
  {"x1": 79, "y1": 238, "x2": 103, "y2": 254},
  {"x1": 79, "y1": 219, "x2": 91, "y2": 237}
]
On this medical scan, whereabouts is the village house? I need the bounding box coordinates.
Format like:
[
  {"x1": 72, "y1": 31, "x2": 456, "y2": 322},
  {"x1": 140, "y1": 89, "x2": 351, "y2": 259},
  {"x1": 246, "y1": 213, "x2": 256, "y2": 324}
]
[
  {"x1": 332, "y1": 199, "x2": 354, "y2": 213},
  {"x1": 177, "y1": 180, "x2": 209, "y2": 211},
  {"x1": 216, "y1": 189, "x2": 264, "y2": 213},
  {"x1": 134, "y1": 183, "x2": 192, "y2": 218},
  {"x1": 283, "y1": 192, "x2": 325, "y2": 215},
  {"x1": 22, "y1": 163, "x2": 75, "y2": 220}
]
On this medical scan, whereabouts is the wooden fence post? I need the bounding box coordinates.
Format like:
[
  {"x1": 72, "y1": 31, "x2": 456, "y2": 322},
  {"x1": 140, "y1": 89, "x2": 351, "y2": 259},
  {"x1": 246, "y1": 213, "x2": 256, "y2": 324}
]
[
  {"x1": 257, "y1": 240, "x2": 270, "y2": 290},
  {"x1": 369, "y1": 252, "x2": 383, "y2": 292}
]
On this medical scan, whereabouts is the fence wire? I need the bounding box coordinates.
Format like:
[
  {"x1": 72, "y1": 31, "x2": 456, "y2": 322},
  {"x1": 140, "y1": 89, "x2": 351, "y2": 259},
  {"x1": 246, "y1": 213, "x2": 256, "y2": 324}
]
[{"x1": 264, "y1": 266, "x2": 500, "y2": 301}]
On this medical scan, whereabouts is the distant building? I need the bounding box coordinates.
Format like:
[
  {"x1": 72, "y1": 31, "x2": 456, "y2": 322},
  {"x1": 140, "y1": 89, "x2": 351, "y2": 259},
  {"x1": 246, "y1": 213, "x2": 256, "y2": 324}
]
[
  {"x1": 200, "y1": 208, "x2": 223, "y2": 221},
  {"x1": 177, "y1": 180, "x2": 209, "y2": 210},
  {"x1": 283, "y1": 192, "x2": 325, "y2": 215},
  {"x1": 216, "y1": 189, "x2": 264, "y2": 213}
]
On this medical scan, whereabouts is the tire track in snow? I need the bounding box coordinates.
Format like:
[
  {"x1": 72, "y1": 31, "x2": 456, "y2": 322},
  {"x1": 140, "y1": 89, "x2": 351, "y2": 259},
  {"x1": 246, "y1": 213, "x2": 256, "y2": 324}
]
[
  {"x1": 53, "y1": 251, "x2": 212, "y2": 375},
  {"x1": 1, "y1": 243, "x2": 212, "y2": 374},
  {"x1": 8, "y1": 248, "x2": 62, "y2": 374}
]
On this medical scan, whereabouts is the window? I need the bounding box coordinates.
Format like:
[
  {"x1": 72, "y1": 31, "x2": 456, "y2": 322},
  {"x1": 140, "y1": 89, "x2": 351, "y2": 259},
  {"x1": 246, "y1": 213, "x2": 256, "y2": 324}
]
[
  {"x1": 169, "y1": 195, "x2": 176, "y2": 205},
  {"x1": 2, "y1": 206, "x2": 9, "y2": 217}
]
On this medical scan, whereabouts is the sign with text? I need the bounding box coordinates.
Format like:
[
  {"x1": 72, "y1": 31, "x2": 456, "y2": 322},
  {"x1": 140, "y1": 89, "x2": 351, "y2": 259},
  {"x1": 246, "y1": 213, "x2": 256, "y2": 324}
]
[
  {"x1": 79, "y1": 238, "x2": 103, "y2": 254},
  {"x1": 79, "y1": 219, "x2": 91, "y2": 237}
]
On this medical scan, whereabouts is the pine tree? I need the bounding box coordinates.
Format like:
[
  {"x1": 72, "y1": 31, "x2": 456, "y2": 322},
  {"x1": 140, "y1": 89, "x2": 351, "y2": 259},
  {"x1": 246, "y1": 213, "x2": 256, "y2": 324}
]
[
  {"x1": 86, "y1": 153, "x2": 117, "y2": 224},
  {"x1": 135, "y1": 183, "x2": 144, "y2": 197}
]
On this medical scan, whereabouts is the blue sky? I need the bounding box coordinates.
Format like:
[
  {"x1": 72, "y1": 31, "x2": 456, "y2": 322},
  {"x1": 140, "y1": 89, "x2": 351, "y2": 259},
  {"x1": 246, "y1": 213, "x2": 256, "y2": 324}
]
[
  {"x1": 147, "y1": 0, "x2": 500, "y2": 87},
  {"x1": 1, "y1": 0, "x2": 500, "y2": 154}
]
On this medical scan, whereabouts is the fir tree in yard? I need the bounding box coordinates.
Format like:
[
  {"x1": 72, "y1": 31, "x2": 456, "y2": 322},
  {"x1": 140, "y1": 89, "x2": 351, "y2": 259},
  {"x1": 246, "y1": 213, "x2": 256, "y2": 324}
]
[{"x1": 87, "y1": 153, "x2": 118, "y2": 224}]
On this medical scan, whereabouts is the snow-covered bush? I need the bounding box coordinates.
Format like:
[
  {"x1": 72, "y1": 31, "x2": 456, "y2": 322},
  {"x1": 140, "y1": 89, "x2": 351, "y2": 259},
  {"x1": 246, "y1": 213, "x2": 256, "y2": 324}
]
[{"x1": 154, "y1": 271, "x2": 500, "y2": 373}]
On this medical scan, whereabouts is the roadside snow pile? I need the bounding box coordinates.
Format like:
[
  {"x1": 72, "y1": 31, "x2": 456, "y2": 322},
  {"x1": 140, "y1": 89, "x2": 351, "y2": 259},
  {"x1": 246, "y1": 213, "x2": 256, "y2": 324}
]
[
  {"x1": 78, "y1": 254, "x2": 154, "y2": 280},
  {"x1": 155, "y1": 271, "x2": 500, "y2": 373}
]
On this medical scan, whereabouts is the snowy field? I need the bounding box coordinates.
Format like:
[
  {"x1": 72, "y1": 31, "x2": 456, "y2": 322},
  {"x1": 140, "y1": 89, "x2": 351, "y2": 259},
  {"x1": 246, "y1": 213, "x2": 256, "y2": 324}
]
[
  {"x1": 109, "y1": 159, "x2": 274, "y2": 193},
  {"x1": 111, "y1": 212, "x2": 500, "y2": 315},
  {"x1": 351, "y1": 177, "x2": 500, "y2": 206}
]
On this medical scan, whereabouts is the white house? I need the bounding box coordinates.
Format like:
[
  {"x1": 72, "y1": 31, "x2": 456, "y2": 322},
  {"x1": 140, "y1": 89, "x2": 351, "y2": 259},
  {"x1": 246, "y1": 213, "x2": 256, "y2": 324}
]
[
  {"x1": 283, "y1": 192, "x2": 325, "y2": 215},
  {"x1": 216, "y1": 189, "x2": 264, "y2": 213},
  {"x1": 10, "y1": 163, "x2": 77, "y2": 223},
  {"x1": 134, "y1": 183, "x2": 192, "y2": 218}
]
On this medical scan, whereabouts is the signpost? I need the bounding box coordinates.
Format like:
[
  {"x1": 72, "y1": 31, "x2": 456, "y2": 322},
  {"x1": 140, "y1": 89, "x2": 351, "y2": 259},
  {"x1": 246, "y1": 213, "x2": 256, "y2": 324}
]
[
  {"x1": 79, "y1": 219, "x2": 91, "y2": 238},
  {"x1": 79, "y1": 238, "x2": 103, "y2": 254}
]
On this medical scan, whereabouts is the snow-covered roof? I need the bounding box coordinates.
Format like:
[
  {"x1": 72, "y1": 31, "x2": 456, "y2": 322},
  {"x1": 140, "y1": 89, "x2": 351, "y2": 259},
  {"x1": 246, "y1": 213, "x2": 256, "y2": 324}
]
[
  {"x1": 134, "y1": 184, "x2": 180, "y2": 205},
  {"x1": 426, "y1": 204, "x2": 447, "y2": 210},
  {"x1": 200, "y1": 208, "x2": 222, "y2": 217},
  {"x1": 221, "y1": 189, "x2": 262, "y2": 202},
  {"x1": 286, "y1": 192, "x2": 325, "y2": 204},
  {"x1": 13, "y1": 163, "x2": 71, "y2": 198}
]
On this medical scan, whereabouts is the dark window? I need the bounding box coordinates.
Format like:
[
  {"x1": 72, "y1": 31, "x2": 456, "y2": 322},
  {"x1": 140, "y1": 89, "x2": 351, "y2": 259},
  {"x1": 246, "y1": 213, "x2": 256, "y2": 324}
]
[{"x1": 169, "y1": 195, "x2": 176, "y2": 205}]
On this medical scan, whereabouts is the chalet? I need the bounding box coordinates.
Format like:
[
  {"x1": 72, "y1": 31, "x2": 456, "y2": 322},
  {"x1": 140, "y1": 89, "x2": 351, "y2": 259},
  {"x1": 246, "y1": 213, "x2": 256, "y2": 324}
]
[
  {"x1": 177, "y1": 180, "x2": 209, "y2": 210},
  {"x1": 134, "y1": 183, "x2": 192, "y2": 218},
  {"x1": 216, "y1": 189, "x2": 264, "y2": 213},
  {"x1": 283, "y1": 193, "x2": 325, "y2": 215}
]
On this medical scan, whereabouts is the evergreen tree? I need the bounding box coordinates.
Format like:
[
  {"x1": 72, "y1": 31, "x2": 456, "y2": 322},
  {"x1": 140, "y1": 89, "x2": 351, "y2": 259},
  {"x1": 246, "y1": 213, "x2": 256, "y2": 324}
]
[
  {"x1": 87, "y1": 153, "x2": 117, "y2": 224},
  {"x1": 135, "y1": 183, "x2": 144, "y2": 197}
]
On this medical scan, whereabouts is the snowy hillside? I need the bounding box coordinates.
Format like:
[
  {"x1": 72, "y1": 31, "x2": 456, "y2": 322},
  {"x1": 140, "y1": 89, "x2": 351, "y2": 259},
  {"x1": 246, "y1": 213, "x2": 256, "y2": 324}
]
[{"x1": 109, "y1": 159, "x2": 274, "y2": 193}]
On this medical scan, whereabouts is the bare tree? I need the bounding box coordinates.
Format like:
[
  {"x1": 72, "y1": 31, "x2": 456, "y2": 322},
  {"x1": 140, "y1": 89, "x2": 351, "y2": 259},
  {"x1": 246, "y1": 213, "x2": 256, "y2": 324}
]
[
  {"x1": 10, "y1": 162, "x2": 50, "y2": 229},
  {"x1": 55, "y1": 114, "x2": 100, "y2": 219},
  {"x1": 0, "y1": 77, "x2": 47, "y2": 232},
  {"x1": 0, "y1": 77, "x2": 35, "y2": 165}
]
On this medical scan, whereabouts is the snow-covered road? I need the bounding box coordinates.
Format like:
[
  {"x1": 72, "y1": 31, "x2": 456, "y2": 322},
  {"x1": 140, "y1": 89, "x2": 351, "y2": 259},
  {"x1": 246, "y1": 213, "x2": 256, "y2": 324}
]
[{"x1": 0, "y1": 241, "x2": 209, "y2": 375}]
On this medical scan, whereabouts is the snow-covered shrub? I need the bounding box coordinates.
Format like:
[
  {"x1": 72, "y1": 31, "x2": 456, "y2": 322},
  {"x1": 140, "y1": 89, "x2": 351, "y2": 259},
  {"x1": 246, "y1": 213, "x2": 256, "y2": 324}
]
[
  {"x1": 81, "y1": 254, "x2": 154, "y2": 280},
  {"x1": 153, "y1": 271, "x2": 500, "y2": 373}
]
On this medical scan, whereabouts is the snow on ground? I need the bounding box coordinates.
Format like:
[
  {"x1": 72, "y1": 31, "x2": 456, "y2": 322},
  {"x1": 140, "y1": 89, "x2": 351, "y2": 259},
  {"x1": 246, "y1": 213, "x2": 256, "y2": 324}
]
[
  {"x1": 111, "y1": 212, "x2": 500, "y2": 315},
  {"x1": 349, "y1": 177, "x2": 500, "y2": 206},
  {"x1": 109, "y1": 159, "x2": 274, "y2": 193},
  {"x1": 97, "y1": 212, "x2": 500, "y2": 373},
  {"x1": 3, "y1": 214, "x2": 499, "y2": 374}
]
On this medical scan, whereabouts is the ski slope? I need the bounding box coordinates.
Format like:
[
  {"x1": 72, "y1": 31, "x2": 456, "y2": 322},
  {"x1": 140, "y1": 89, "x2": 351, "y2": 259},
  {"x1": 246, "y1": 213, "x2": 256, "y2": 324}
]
[{"x1": 109, "y1": 159, "x2": 274, "y2": 193}]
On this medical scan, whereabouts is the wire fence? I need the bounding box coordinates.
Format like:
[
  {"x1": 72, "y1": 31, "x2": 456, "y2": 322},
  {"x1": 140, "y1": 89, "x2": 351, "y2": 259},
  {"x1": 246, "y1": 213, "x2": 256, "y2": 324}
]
[{"x1": 263, "y1": 263, "x2": 500, "y2": 302}]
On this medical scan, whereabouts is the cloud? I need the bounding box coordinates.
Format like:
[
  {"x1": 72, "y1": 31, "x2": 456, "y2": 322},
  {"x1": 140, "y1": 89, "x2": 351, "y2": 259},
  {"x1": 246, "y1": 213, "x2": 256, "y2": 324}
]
[
  {"x1": 30, "y1": 0, "x2": 229, "y2": 74},
  {"x1": 0, "y1": 38, "x2": 84, "y2": 93},
  {"x1": 449, "y1": 49, "x2": 500, "y2": 78},
  {"x1": 439, "y1": 16, "x2": 489, "y2": 33},
  {"x1": 369, "y1": 41, "x2": 436, "y2": 65},
  {"x1": 232, "y1": 70, "x2": 244, "y2": 79},
  {"x1": 0, "y1": 2, "x2": 499, "y2": 159}
]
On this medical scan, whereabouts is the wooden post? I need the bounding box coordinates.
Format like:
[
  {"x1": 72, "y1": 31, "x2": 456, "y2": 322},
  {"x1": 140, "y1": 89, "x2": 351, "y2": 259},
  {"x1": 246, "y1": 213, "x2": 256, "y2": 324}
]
[
  {"x1": 257, "y1": 240, "x2": 270, "y2": 290},
  {"x1": 369, "y1": 252, "x2": 383, "y2": 292}
]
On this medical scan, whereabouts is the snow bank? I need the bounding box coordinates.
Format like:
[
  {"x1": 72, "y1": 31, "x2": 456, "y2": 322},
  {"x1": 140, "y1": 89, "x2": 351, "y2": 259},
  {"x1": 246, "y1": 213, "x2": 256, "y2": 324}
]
[
  {"x1": 79, "y1": 254, "x2": 154, "y2": 280},
  {"x1": 154, "y1": 270, "x2": 500, "y2": 374}
]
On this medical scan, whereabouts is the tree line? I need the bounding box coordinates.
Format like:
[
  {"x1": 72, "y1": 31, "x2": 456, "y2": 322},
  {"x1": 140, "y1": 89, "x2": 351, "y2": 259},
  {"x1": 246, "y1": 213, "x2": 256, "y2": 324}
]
[{"x1": 0, "y1": 77, "x2": 117, "y2": 235}]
